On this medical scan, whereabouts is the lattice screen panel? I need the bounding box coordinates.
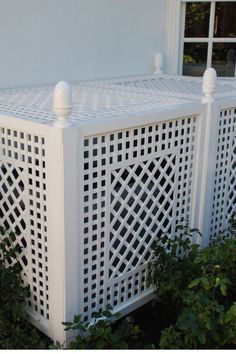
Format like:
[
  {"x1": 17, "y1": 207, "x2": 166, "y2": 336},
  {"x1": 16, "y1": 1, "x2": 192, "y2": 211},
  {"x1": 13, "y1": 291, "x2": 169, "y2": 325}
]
[
  {"x1": 210, "y1": 109, "x2": 236, "y2": 237},
  {"x1": 0, "y1": 127, "x2": 49, "y2": 320},
  {"x1": 82, "y1": 115, "x2": 198, "y2": 321},
  {"x1": 0, "y1": 163, "x2": 27, "y2": 272},
  {"x1": 227, "y1": 137, "x2": 236, "y2": 217}
]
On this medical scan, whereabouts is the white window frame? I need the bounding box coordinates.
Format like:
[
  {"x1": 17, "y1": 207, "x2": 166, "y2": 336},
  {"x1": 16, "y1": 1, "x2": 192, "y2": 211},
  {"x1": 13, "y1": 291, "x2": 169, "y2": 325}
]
[{"x1": 165, "y1": 0, "x2": 236, "y2": 76}]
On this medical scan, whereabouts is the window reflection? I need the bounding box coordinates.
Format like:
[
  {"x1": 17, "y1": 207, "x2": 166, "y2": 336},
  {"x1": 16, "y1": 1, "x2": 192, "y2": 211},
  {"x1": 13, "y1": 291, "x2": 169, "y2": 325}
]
[
  {"x1": 214, "y1": 2, "x2": 236, "y2": 38},
  {"x1": 212, "y1": 43, "x2": 236, "y2": 76},
  {"x1": 185, "y1": 2, "x2": 210, "y2": 38},
  {"x1": 183, "y1": 43, "x2": 208, "y2": 76}
]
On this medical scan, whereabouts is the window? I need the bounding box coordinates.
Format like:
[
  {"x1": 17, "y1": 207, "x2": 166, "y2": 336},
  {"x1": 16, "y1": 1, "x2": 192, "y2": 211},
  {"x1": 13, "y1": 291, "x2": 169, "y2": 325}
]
[{"x1": 181, "y1": 1, "x2": 236, "y2": 77}]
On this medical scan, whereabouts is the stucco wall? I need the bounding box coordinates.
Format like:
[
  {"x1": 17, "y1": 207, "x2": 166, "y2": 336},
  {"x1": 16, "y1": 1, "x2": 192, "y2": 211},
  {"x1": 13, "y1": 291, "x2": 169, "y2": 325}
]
[{"x1": 0, "y1": 0, "x2": 166, "y2": 88}]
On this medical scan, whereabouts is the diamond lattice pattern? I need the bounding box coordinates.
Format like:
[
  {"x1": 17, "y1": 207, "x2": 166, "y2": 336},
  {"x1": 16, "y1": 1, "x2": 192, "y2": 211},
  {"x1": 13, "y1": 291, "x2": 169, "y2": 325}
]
[
  {"x1": 0, "y1": 163, "x2": 25, "y2": 232},
  {"x1": 211, "y1": 109, "x2": 236, "y2": 236},
  {"x1": 82, "y1": 115, "x2": 197, "y2": 321},
  {"x1": 0, "y1": 162, "x2": 28, "y2": 272},
  {"x1": 226, "y1": 137, "x2": 236, "y2": 219},
  {"x1": 109, "y1": 154, "x2": 175, "y2": 279},
  {"x1": 0, "y1": 127, "x2": 49, "y2": 320}
]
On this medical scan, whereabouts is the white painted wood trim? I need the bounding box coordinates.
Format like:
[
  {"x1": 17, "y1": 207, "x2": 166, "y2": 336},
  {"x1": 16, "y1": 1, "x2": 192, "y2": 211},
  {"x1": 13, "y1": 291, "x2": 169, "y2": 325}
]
[
  {"x1": 165, "y1": 0, "x2": 182, "y2": 74},
  {"x1": 207, "y1": 1, "x2": 216, "y2": 68},
  {"x1": 184, "y1": 0, "x2": 234, "y2": 2},
  {"x1": 183, "y1": 38, "x2": 236, "y2": 43}
]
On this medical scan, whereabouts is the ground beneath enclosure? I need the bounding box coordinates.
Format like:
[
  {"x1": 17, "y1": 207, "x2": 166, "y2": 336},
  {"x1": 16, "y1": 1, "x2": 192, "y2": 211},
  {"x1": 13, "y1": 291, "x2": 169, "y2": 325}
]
[{"x1": 114, "y1": 300, "x2": 174, "y2": 348}]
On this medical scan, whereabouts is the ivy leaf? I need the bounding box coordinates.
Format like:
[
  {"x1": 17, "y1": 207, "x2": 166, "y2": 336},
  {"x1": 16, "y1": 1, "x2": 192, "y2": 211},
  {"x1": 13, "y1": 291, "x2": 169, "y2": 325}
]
[
  {"x1": 228, "y1": 302, "x2": 236, "y2": 316},
  {"x1": 220, "y1": 284, "x2": 227, "y2": 296},
  {"x1": 188, "y1": 278, "x2": 201, "y2": 289},
  {"x1": 198, "y1": 333, "x2": 206, "y2": 344},
  {"x1": 92, "y1": 311, "x2": 103, "y2": 319},
  {"x1": 215, "y1": 276, "x2": 221, "y2": 287},
  {"x1": 62, "y1": 321, "x2": 73, "y2": 327},
  {"x1": 102, "y1": 310, "x2": 113, "y2": 318},
  {"x1": 113, "y1": 312, "x2": 121, "y2": 319},
  {"x1": 106, "y1": 304, "x2": 113, "y2": 311},
  {"x1": 201, "y1": 277, "x2": 210, "y2": 291}
]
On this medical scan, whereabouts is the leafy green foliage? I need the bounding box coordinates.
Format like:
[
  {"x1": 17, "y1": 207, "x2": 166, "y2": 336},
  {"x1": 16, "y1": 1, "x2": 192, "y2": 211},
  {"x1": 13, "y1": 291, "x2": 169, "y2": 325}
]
[
  {"x1": 148, "y1": 215, "x2": 236, "y2": 349},
  {"x1": 147, "y1": 220, "x2": 202, "y2": 311},
  {"x1": 2, "y1": 213, "x2": 236, "y2": 350},
  {"x1": 51, "y1": 305, "x2": 153, "y2": 349},
  {"x1": 0, "y1": 227, "x2": 51, "y2": 349}
]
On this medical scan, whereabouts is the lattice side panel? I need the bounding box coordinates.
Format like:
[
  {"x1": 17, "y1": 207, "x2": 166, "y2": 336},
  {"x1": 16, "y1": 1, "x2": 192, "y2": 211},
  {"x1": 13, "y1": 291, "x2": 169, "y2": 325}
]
[
  {"x1": 210, "y1": 109, "x2": 236, "y2": 237},
  {"x1": 0, "y1": 163, "x2": 27, "y2": 272},
  {"x1": 227, "y1": 137, "x2": 236, "y2": 219},
  {"x1": 82, "y1": 115, "x2": 198, "y2": 320},
  {"x1": 0, "y1": 127, "x2": 49, "y2": 320}
]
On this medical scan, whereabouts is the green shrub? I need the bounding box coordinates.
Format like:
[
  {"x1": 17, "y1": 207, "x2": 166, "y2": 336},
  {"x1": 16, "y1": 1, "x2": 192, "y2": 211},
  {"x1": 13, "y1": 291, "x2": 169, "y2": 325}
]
[
  {"x1": 148, "y1": 215, "x2": 236, "y2": 349},
  {"x1": 3, "y1": 213, "x2": 236, "y2": 349},
  {"x1": 51, "y1": 306, "x2": 154, "y2": 349},
  {"x1": 0, "y1": 227, "x2": 51, "y2": 349}
]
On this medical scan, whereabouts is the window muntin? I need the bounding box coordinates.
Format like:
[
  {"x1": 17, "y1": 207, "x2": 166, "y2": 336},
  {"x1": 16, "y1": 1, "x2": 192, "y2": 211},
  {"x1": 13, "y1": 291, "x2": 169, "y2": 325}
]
[{"x1": 182, "y1": 1, "x2": 236, "y2": 77}]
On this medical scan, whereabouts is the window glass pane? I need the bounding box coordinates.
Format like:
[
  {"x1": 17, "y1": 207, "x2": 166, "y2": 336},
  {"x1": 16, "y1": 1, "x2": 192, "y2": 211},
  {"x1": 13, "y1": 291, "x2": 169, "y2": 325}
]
[
  {"x1": 185, "y1": 2, "x2": 211, "y2": 38},
  {"x1": 212, "y1": 43, "x2": 236, "y2": 77},
  {"x1": 183, "y1": 43, "x2": 208, "y2": 76},
  {"x1": 214, "y1": 2, "x2": 236, "y2": 38}
]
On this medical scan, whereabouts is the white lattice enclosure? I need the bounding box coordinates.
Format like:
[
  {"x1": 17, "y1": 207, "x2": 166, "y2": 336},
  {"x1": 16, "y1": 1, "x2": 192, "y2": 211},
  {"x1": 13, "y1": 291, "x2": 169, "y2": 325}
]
[{"x1": 0, "y1": 72, "x2": 236, "y2": 342}]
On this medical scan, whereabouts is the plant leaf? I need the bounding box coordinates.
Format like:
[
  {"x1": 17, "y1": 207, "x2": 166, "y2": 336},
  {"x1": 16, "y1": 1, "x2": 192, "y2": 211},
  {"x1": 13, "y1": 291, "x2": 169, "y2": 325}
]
[{"x1": 188, "y1": 278, "x2": 200, "y2": 289}]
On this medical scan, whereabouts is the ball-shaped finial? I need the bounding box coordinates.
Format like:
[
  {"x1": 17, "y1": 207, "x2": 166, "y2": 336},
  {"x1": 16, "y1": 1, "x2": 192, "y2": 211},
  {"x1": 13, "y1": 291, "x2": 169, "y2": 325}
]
[
  {"x1": 202, "y1": 68, "x2": 217, "y2": 103},
  {"x1": 53, "y1": 81, "x2": 72, "y2": 127},
  {"x1": 153, "y1": 52, "x2": 163, "y2": 74}
]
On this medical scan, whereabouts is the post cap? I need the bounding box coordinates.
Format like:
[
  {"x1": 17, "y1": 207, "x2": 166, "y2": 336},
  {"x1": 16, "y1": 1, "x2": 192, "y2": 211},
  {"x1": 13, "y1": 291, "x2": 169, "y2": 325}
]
[
  {"x1": 153, "y1": 52, "x2": 163, "y2": 74},
  {"x1": 53, "y1": 81, "x2": 72, "y2": 127},
  {"x1": 202, "y1": 68, "x2": 217, "y2": 103}
]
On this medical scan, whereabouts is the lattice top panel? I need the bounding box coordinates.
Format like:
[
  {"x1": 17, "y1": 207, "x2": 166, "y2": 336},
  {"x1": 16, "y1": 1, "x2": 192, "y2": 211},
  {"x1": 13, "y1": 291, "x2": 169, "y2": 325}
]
[
  {"x1": 0, "y1": 74, "x2": 235, "y2": 126},
  {"x1": 81, "y1": 74, "x2": 236, "y2": 98},
  {"x1": 0, "y1": 82, "x2": 191, "y2": 126}
]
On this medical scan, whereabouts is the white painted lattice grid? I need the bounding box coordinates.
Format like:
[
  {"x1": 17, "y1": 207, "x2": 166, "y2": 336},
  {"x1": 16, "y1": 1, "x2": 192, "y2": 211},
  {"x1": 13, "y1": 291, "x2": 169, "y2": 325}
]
[
  {"x1": 210, "y1": 107, "x2": 236, "y2": 237},
  {"x1": 0, "y1": 74, "x2": 236, "y2": 126},
  {"x1": 0, "y1": 126, "x2": 49, "y2": 321},
  {"x1": 82, "y1": 115, "x2": 197, "y2": 321},
  {"x1": 81, "y1": 74, "x2": 236, "y2": 100}
]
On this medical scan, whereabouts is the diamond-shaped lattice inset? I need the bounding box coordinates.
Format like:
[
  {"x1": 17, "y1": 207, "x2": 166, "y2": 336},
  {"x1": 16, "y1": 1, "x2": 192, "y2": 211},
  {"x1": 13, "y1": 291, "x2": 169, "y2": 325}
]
[
  {"x1": 109, "y1": 154, "x2": 176, "y2": 279},
  {"x1": 0, "y1": 163, "x2": 25, "y2": 232},
  {"x1": 0, "y1": 162, "x2": 27, "y2": 270},
  {"x1": 0, "y1": 127, "x2": 50, "y2": 320},
  {"x1": 210, "y1": 109, "x2": 236, "y2": 236},
  {"x1": 226, "y1": 137, "x2": 236, "y2": 219}
]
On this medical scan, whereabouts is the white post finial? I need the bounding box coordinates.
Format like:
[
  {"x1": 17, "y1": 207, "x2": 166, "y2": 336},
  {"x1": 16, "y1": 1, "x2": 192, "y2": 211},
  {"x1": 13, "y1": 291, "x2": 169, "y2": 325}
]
[
  {"x1": 153, "y1": 52, "x2": 163, "y2": 74},
  {"x1": 53, "y1": 81, "x2": 72, "y2": 127},
  {"x1": 202, "y1": 68, "x2": 217, "y2": 103}
]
